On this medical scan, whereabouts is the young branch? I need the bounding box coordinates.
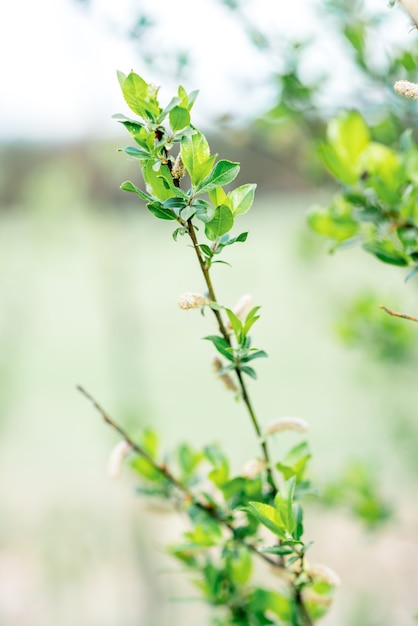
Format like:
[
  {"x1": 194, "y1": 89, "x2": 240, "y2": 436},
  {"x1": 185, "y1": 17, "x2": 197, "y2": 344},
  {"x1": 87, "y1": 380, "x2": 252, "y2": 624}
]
[
  {"x1": 379, "y1": 304, "x2": 418, "y2": 322},
  {"x1": 77, "y1": 385, "x2": 279, "y2": 568},
  {"x1": 186, "y1": 219, "x2": 277, "y2": 492}
]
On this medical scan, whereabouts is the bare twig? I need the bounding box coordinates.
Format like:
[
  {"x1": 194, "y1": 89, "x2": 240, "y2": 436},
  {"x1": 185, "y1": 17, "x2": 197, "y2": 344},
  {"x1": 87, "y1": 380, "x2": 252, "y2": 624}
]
[{"x1": 379, "y1": 304, "x2": 418, "y2": 323}]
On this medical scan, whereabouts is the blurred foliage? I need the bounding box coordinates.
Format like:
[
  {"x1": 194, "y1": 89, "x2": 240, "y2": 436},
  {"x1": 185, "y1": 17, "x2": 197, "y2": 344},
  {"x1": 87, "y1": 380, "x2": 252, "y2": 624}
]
[
  {"x1": 71, "y1": 0, "x2": 418, "y2": 184},
  {"x1": 309, "y1": 111, "x2": 418, "y2": 274},
  {"x1": 320, "y1": 461, "x2": 392, "y2": 530},
  {"x1": 223, "y1": 0, "x2": 418, "y2": 141},
  {"x1": 335, "y1": 292, "x2": 416, "y2": 363}
]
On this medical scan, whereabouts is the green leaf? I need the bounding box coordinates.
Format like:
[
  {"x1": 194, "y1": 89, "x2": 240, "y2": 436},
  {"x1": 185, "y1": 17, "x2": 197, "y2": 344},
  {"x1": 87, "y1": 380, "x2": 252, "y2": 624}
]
[
  {"x1": 180, "y1": 129, "x2": 216, "y2": 186},
  {"x1": 260, "y1": 545, "x2": 295, "y2": 556},
  {"x1": 241, "y1": 349, "x2": 268, "y2": 363},
  {"x1": 120, "y1": 180, "x2": 154, "y2": 202},
  {"x1": 205, "y1": 205, "x2": 234, "y2": 241},
  {"x1": 276, "y1": 442, "x2": 311, "y2": 484},
  {"x1": 208, "y1": 186, "x2": 227, "y2": 206},
  {"x1": 121, "y1": 146, "x2": 150, "y2": 160},
  {"x1": 177, "y1": 443, "x2": 203, "y2": 477},
  {"x1": 143, "y1": 161, "x2": 174, "y2": 200},
  {"x1": 131, "y1": 456, "x2": 161, "y2": 481},
  {"x1": 249, "y1": 589, "x2": 293, "y2": 623},
  {"x1": 116, "y1": 70, "x2": 127, "y2": 89},
  {"x1": 308, "y1": 199, "x2": 359, "y2": 242},
  {"x1": 184, "y1": 523, "x2": 222, "y2": 547},
  {"x1": 147, "y1": 201, "x2": 177, "y2": 221},
  {"x1": 240, "y1": 365, "x2": 257, "y2": 379},
  {"x1": 162, "y1": 197, "x2": 188, "y2": 212},
  {"x1": 169, "y1": 106, "x2": 191, "y2": 131},
  {"x1": 204, "y1": 335, "x2": 234, "y2": 361},
  {"x1": 204, "y1": 444, "x2": 230, "y2": 486},
  {"x1": 363, "y1": 240, "x2": 409, "y2": 266},
  {"x1": 226, "y1": 548, "x2": 252, "y2": 584},
  {"x1": 140, "y1": 428, "x2": 159, "y2": 457},
  {"x1": 244, "y1": 502, "x2": 287, "y2": 539},
  {"x1": 274, "y1": 477, "x2": 296, "y2": 536},
  {"x1": 243, "y1": 306, "x2": 261, "y2": 336},
  {"x1": 322, "y1": 110, "x2": 370, "y2": 184},
  {"x1": 226, "y1": 183, "x2": 257, "y2": 216},
  {"x1": 192, "y1": 199, "x2": 215, "y2": 223},
  {"x1": 158, "y1": 96, "x2": 181, "y2": 122},
  {"x1": 225, "y1": 308, "x2": 243, "y2": 342},
  {"x1": 197, "y1": 160, "x2": 240, "y2": 193},
  {"x1": 121, "y1": 72, "x2": 161, "y2": 121},
  {"x1": 293, "y1": 503, "x2": 304, "y2": 540},
  {"x1": 187, "y1": 89, "x2": 199, "y2": 111}
]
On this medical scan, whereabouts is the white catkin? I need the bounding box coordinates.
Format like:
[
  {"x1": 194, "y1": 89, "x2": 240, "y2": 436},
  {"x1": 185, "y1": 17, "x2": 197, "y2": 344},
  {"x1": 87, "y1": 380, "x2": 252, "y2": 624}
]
[
  {"x1": 308, "y1": 563, "x2": 341, "y2": 587},
  {"x1": 394, "y1": 79, "x2": 418, "y2": 100},
  {"x1": 265, "y1": 416, "x2": 309, "y2": 435},
  {"x1": 178, "y1": 292, "x2": 210, "y2": 310},
  {"x1": 108, "y1": 440, "x2": 133, "y2": 479},
  {"x1": 241, "y1": 458, "x2": 267, "y2": 479}
]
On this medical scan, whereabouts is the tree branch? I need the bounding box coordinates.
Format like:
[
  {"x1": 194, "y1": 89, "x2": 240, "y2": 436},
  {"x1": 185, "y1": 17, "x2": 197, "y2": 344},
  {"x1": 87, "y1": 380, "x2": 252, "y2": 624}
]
[
  {"x1": 379, "y1": 304, "x2": 418, "y2": 322},
  {"x1": 77, "y1": 385, "x2": 280, "y2": 568}
]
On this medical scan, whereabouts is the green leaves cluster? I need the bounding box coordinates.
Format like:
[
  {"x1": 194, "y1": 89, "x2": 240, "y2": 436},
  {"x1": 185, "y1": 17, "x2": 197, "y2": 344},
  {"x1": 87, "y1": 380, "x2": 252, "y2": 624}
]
[
  {"x1": 116, "y1": 71, "x2": 255, "y2": 265},
  {"x1": 205, "y1": 305, "x2": 267, "y2": 380},
  {"x1": 309, "y1": 111, "x2": 418, "y2": 273},
  {"x1": 126, "y1": 429, "x2": 326, "y2": 625}
]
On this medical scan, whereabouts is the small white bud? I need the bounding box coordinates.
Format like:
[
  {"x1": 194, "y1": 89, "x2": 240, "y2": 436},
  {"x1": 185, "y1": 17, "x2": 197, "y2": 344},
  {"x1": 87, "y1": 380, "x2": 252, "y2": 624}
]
[
  {"x1": 265, "y1": 417, "x2": 309, "y2": 435},
  {"x1": 394, "y1": 79, "x2": 418, "y2": 100},
  {"x1": 108, "y1": 440, "x2": 133, "y2": 479},
  {"x1": 178, "y1": 292, "x2": 210, "y2": 310},
  {"x1": 242, "y1": 458, "x2": 267, "y2": 479}
]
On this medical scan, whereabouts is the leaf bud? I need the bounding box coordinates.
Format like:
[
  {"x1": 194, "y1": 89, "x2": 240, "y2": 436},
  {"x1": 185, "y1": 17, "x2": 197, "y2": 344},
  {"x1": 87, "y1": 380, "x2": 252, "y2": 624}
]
[
  {"x1": 265, "y1": 416, "x2": 309, "y2": 435},
  {"x1": 108, "y1": 440, "x2": 133, "y2": 479}
]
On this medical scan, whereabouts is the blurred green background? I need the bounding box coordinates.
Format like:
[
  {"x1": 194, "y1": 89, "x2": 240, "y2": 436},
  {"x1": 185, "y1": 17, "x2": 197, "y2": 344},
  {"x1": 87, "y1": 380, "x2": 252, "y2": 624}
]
[{"x1": 2, "y1": 1, "x2": 418, "y2": 625}]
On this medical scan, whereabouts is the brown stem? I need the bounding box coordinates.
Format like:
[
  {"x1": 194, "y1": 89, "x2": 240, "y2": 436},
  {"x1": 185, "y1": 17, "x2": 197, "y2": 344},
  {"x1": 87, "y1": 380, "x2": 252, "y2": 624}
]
[
  {"x1": 187, "y1": 220, "x2": 277, "y2": 492},
  {"x1": 379, "y1": 304, "x2": 418, "y2": 323},
  {"x1": 77, "y1": 385, "x2": 279, "y2": 568}
]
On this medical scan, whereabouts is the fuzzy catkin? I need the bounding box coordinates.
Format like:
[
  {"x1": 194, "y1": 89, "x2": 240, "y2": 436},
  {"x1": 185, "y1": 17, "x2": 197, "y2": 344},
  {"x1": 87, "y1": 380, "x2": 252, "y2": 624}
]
[{"x1": 394, "y1": 79, "x2": 418, "y2": 100}]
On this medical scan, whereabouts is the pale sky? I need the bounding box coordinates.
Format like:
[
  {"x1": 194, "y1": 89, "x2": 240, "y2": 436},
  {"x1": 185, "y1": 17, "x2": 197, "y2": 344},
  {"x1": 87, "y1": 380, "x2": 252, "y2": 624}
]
[{"x1": 0, "y1": 0, "x2": 412, "y2": 142}]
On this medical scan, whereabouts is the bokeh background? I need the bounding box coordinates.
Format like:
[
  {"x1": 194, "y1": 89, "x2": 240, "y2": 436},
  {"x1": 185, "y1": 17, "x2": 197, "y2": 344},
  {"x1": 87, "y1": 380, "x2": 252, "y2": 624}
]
[{"x1": 2, "y1": 1, "x2": 418, "y2": 625}]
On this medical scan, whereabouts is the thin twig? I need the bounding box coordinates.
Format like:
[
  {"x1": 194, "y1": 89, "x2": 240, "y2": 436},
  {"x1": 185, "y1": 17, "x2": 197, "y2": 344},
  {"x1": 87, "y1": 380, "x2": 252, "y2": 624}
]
[
  {"x1": 77, "y1": 385, "x2": 279, "y2": 568},
  {"x1": 186, "y1": 220, "x2": 277, "y2": 493},
  {"x1": 379, "y1": 304, "x2": 418, "y2": 323}
]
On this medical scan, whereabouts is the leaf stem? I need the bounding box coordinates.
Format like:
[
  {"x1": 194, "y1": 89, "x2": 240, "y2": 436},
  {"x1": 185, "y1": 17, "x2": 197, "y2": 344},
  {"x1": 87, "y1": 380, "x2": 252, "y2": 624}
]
[{"x1": 186, "y1": 220, "x2": 277, "y2": 492}]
